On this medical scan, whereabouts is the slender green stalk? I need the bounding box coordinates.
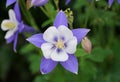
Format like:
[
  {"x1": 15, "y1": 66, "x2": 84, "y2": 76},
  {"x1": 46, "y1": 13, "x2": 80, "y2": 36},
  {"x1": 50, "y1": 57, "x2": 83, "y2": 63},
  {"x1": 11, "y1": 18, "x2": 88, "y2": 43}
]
[
  {"x1": 40, "y1": 7, "x2": 50, "y2": 19},
  {"x1": 84, "y1": 0, "x2": 95, "y2": 27},
  {"x1": 107, "y1": 26, "x2": 115, "y2": 47},
  {"x1": 19, "y1": 0, "x2": 39, "y2": 30},
  {"x1": 54, "y1": 0, "x2": 59, "y2": 11},
  {"x1": 84, "y1": 13, "x2": 89, "y2": 28}
]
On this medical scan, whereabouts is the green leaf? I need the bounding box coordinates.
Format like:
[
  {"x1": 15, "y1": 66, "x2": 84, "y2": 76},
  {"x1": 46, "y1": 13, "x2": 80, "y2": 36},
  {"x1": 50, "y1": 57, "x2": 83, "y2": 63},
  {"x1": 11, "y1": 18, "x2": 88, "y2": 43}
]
[
  {"x1": 28, "y1": 54, "x2": 41, "y2": 74},
  {"x1": 44, "y1": 1, "x2": 56, "y2": 19},
  {"x1": 41, "y1": 19, "x2": 53, "y2": 27},
  {"x1": 34, "y1": 75, "x2": 48, "y2": 82},
  {"x1": 75, "y1": 48, "x2": 88, "y2": 57},
  {"x1": 20, "y1": 44, "x2": 35, "y2": 54},
  {"x1": 80, "y1": 60, "x2": 97, "y2": 77},
  {"x1": 0, "y1": 45, "x2": 14, "y2": 79},
  {"x1": 87, "y1": 47, "x2": 113, "y2": 62},
  {"x1": 73, "y1": 0, "x2": 87, "y2": 9}
]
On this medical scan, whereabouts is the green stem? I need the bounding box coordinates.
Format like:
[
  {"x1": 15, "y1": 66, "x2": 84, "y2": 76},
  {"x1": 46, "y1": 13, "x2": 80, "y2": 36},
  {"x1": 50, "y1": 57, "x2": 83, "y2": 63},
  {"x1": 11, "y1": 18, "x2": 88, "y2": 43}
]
[
  {"x1": 84, "y1": 0, "x2": 95, "y2": 27},
  {"x1": 98, "y1": 26, "x2": 104, "y2": 47},
  {"x1": 107, "y1": 26, "x2": 115, "y2": 47},
  {"x1": 19, "y1": 0, "x2": 39, "y2": 31},
  {"x1": 84, "y1": 13, "x2": 89, "y2": 27},
  {"x1": 54, "y1": 0, "x2": 59, "y2": 11},
  {"x1": 39, "y1": 1, "x2": 56, "y2": 24},
  {"x1": 40, "y1": 7, "x2": 51, "y2": 19}
]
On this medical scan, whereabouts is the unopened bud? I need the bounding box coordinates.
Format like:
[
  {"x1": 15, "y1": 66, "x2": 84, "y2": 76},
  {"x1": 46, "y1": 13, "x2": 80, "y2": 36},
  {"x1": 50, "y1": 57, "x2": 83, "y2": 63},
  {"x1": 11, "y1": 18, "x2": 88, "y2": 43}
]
[
  {"x1": 26, "y1": 0, "x2": 32, "y2": 9},
  {"x1": 81, "y1": 37, "x2": 92, "y2": 54}
]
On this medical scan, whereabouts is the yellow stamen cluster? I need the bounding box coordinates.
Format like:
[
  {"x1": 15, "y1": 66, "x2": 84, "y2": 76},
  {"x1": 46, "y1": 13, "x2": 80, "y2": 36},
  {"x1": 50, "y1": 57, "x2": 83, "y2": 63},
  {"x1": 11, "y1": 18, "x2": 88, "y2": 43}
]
[
  {"x1": 3, "y1": 22, "x2": 16, "y2": 29},
  {"x1": 55, "y1": 39, "x2": 64, "y2": 49}
]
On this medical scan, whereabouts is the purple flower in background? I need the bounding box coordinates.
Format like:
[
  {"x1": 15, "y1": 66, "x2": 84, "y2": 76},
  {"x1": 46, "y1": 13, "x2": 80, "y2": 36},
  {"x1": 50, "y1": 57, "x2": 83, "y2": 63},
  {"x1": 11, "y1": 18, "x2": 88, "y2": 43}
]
[
  {"x1": 66, "y1": 0, "x2": 71, "y2": 4},
  {"x1": 1, "y1": 2, "x2": 34, "y2": 52},
  {"x1": 31, "y1": 0, "x2": 49, "y2": 7},
  {"x1": 27, "y1": 10, "x2": 90, "y2": 74},
  {"x1": 108, "y1": 0, "x2": 120, "y2": 7},
  {"x1": 31, "y1": 0, "x2": 71, "y2": 6},
  {"x1": 6, "y1": 0, "x2": 17, "y2": 7}
]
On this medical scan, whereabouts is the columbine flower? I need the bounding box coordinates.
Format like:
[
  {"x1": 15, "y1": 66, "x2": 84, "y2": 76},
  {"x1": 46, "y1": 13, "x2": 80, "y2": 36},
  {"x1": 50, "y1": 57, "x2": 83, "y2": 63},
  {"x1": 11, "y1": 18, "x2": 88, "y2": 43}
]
[
  {"x1": 6, "y1": 0, "x2": 17, "y2": 7},
  {"x1": 31, "y1": 0, "x2": 49, "y2": 7},
  {"x1": 27, "y1": 10, "x2": 90, "y2": 74},
  {"x1": 108, "y1": 0, "x2": 120, "y2": 7},
  {"x1": 1, "y1": 2, "x2": 34, "y2": 52}
]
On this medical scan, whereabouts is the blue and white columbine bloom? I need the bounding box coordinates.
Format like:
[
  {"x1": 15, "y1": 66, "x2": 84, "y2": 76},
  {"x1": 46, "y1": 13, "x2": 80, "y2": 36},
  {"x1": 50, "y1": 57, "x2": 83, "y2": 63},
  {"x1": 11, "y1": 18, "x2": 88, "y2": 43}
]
[
  {"x1": 27, "y1": 10, "x2": 90, "y2": 74},
  {"x1": 1, "y1": 2, "x2": 34, "y2": 52},
  {"x1": 1, "y1": 10, "x2": 19, "y2": 39}
]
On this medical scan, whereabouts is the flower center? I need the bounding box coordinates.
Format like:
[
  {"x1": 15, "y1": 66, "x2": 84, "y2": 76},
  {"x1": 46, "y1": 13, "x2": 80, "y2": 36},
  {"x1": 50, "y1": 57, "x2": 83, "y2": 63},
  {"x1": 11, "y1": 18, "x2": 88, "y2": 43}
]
[
  {"x1": 3, "y1": 21, "x2": 16, "y2": 29},
  {"x1": 55, "y1": 39, "x2": 64, "y2": 49}
]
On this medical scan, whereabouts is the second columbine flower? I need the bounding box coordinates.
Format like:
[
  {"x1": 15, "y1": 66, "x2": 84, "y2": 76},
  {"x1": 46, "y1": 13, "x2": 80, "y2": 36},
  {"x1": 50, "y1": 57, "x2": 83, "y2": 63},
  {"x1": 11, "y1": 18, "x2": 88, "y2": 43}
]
[{"x1": 1, "y1": 2, "x2": 34, "y2": 52}]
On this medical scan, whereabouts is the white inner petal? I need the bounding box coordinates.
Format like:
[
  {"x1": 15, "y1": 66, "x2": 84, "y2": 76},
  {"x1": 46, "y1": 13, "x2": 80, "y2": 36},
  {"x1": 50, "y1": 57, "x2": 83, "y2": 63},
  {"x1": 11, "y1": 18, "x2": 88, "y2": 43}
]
[
  {"x1": 1, "y1": 20, "x2": 16, "y2": 31},
  {"x1": 9, "y1": 9, "x2": 18, "y2": 24},
  {"x1": 58, "y1": 25, "x2": 73, "y2": 42},
  {"x1": 43, "y1": 26, "x2": 59, "y2": 43},
  {"x1": 41, "y1": 43, "x2": 55, "y2": 59},
  {"x1": 5, "y1": 25, "x2": 18, "y2": 39},
  {"x1": 65, "y1": 37, "x2": 77, "y2": 54},
  {"x1": 1, "y1": 20, "x2": 11, "y2": 31},
  {"x1": 51, "y1": 49, "x2": 68, "y2": 62},
  {"x1": 5, "y1": 30, "x2": 15, "y2": 39}
]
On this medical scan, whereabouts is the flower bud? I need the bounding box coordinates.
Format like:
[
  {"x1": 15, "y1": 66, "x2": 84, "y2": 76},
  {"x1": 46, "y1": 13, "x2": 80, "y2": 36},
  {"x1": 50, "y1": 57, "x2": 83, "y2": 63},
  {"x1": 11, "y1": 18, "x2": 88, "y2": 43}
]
[
  {"x1": 26, "y1": 0, "x2": 32, "y2": 9},
  {"x1": 81, "y1": 37, "x2": 92, "y2": 54}
]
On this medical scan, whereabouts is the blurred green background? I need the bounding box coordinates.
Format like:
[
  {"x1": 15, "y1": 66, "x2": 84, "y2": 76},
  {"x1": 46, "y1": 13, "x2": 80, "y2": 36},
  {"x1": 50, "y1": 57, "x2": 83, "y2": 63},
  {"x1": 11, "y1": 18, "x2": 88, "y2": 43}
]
[{"x1": 0, "y1": 0, "x2": 120, "y2": 82}]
